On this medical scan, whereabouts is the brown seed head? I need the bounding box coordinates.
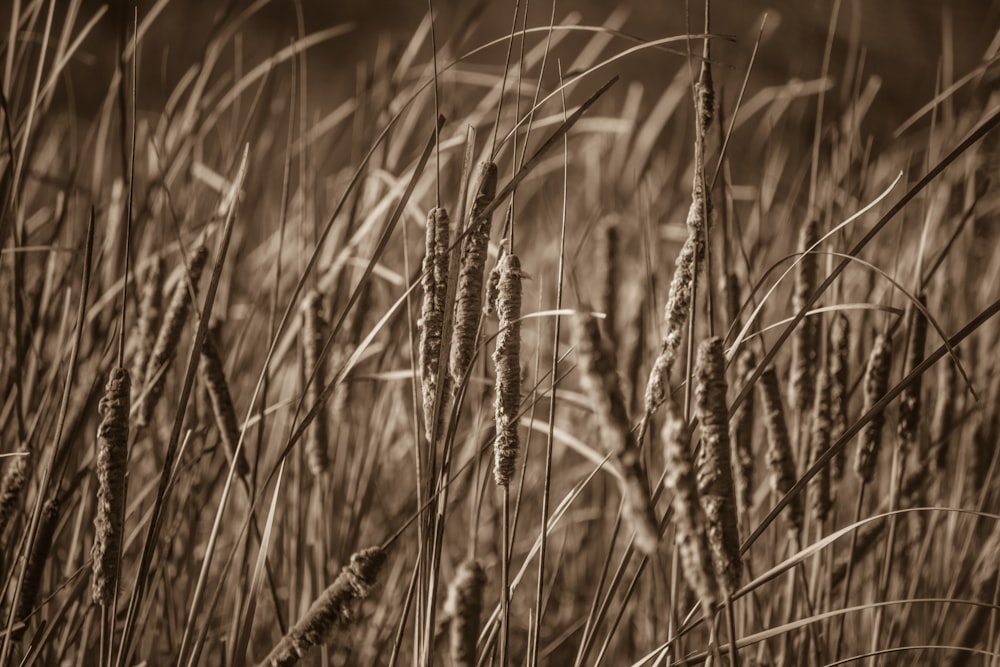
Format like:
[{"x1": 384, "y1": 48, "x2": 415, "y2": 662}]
[
  {"x1": 301, "y1": 290, "x2": 330, "y2": 476},
  {"x1": 757, "y1": 367, "x2": 803, "y2": 535},
  {"x1": 854, "y1": 334, "x2": 892, "y2": 484},
  {"x1": 492, "y1": 254, "x2": 522, "y2": 487},
  {"x1": 444, "y1": 559, "x2": 486, "y2": 667}
]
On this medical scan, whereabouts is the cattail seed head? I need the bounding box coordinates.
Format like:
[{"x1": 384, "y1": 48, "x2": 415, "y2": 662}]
[
  {"x1": 199, "y1": 322, "x2": 250, "y2": 477},
  {"x1": 597, "y1": 215, "x2": 619, "y2": 338},
  {"x1": 897, "y1": 295, "x2": 928, "y2": 451},
  {"x1": 662, "y1": 397, "x2": 720, "y2": 611},
  {"x1": 693, "y1": 337, "x2": 740, "y2": 593},
  {"x1": 574, "y1": 312, "x2": 659, "y2": 555},
  {"x1": 92, "y1": 366, "x2": 131, "y2": 606},
  {"x1": 136, "y1": 244, "x2": 209, "y2": 427},
  {"x1": 450, "y1": 161, "x2": 498, "y2": 387},
  {"x1": 0, "y1": 450, "x2": 30, "y2": 543},
  {"x1": 419, "y1": 207, "x2": 452, "y2": 447},
  {"x1": 15, "y1": 495, "x2": 60, "y2": 635},
  {"x1": 730, "y1": 348, "x2": 756, "y2": 521},
  {"x1": 260, "y1": 546, "x2": 386, "y2": 667},
  {"x1": 790, "y1": 219, "x2": 820, "y2": 413},
  {"x1": 809, "y1": 369, "x2": 833, "y2": 523},
  {"x1": 829, "y1": 313, "x2": 851, "y2": 480},
  {"x1": 301, "y1": 291, "x2": 330, "y2": 477},
  {"x1": 444, "y1": 559, "x2": 486, "y2": 667},
  {"x1": 855, "y1": 334, "x2": 892, "y2": 484},
  {"x1": 930, "y1": 354, "x2": 957, "y2": 473},
  {"x1": 757, "y1": 367, "x2": 803, "y2": 535},
  {"x1": 132, "y1": 255, "x2": 165, "y2": 390},
  {"x1": 492, "y1": 254, "x2": 522, "y2": 487}
]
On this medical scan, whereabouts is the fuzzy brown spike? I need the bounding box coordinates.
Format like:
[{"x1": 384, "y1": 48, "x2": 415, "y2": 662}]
[
  {"x1": 855, "y1": 334, "x2": 892, "y2": 484},
  {"x1": 419, "y1": 206, "x2": 452, "y2": 446},
  {"x1": 829, "y1": 313, "x2": 851, "y2": 480},
  {"x1": 897, "y1": 295, "x2": 928, "y2": 452},
  {"x1": 693, "y1": 337, "x2": 741, "y2": 593},
  {"x1": 92, "y1": 366, "x2": 131, "y2": 606},
  {"x1": 136, "y1": 244, "x2": 209, "y2": 427},
  {"x1": 14, "y1": 495, "x2": 60, "y2": 636},
  {"x1": 573, "y1": 312, "x2": 659, "y2": 555},
  {"x1": 929, "y1": 353, "x2": 957, "y2": 473},
  {"x1": 450, "y1": 161, "x2": 498, "y2": 388},
  {"x1": 132, "y1": 255, "x2": 165, "y2": 390},
  {"x1": 662, "y1": 396, "x2": 720, "y2": 611},
  {"x1": 809, "y1": 369, "x2": 833, "y2": 523},
  {"x1": 790, "y1": 219, "x2": 821, "y2": 413},
  {"x1": 199, "y1": 321, "x2": 250, "y2": 477},
  {"x1": 757, "y1": 367, "x2": 803, "y2": 535},
  {"x1": 0, "y1": 450, "x2": 30, "y2": 543},
  {"x1": 301, "y1": 290, "x2": 330, "y2": 477},
  {"x1": 492, "y1": 254, "x2": 522, "y2": 487},
  {"x1": 730, "y1": 348, "x2": 756, "y2": 522},
  {"x1": 597, "y1": 215, "x2": 619, "y2": 338},
  {"x1": 444, "y1": 559, "x2": 487, "y2": 667},
  {"x1": 259, "y1": 546, "x2": 386, "y2": 667}
]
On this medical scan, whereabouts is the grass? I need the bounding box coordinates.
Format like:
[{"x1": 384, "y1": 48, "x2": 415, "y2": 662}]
[{"x1": 1, "y1": 0, "x2": 1000, "y2": 665}]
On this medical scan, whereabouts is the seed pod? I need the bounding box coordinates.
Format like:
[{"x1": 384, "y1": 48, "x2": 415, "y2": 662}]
[
  {"x1": 260, "y1": 546, "x2": 386, "y2": 667},
  {"x1": 829, "y1": 314, "x2": 851, "y2": 480},
  {"x1": 730, "y1": 348, "x2": 756, "y2": 521},
  {"x1": 757, "y1": 367, "x2": 803, "y2": 535},
  {"x1": 419, "y1": 207, "x2": 452, "y2": 446},
  {"x1": 199, "y1": 322, "x2": 250, "y2": 477},
  {"x1": 0, "y1": 450, "x2": 30, "y2": 543},
  {"x1": 929, "y1": 354, "x2": 957, "y2": 473},
  {"x1": 133, "y1": 255, "x2": 165, "y2": 390},
  {"x1": 854, "y1": 334, "x2": 892, "y2": 484},
  {"x1": 301, "y1": 291, "x2": 330, "y2": 477},
  {"x1": 809, "y1": 369, "x2": 832, "y2": 523},
  {"x1": 597, "y1": 215, "x2": 619, "y2": 338},
  {"x1": 662, "y1": 397, "x2": 720, "y2": 612},
  {"x1": 137, "y1": 245, "x2": 210, "y2": 427},
  {"x1": 444, "y1": 559, "x2": 486, "y2": 667},
  {"x1": 492, "y1": 254, "x2": 522, "y2": 487},
  {"x1": 694, "y1": 337, "x2": 740, "y2": 593},
  {"x1": 15, "y1": 495, "x2": 60, "y2": 636},
  {"x1": 897, "y1": 295, "x2": 928, "y2": 452},
  {"x1": 450, "y1": 161, "x2": 498, "y2": 388},
  {"x1": 92, "y1": 366, "x2": 131, "y2": 606},
  {"x1": 790, "y1": 219, "x2": 820, "y2": 413},
  {"x1": 573, "y1": 312, "x2": 659, "y2": 555},
  {"x1": 721, "y1": 272, "x2": 741, "y2": 332}
]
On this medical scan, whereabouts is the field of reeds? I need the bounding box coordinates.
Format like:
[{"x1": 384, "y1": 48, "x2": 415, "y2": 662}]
[{"x1": 2, "y1": 0, "x2": 1000, "y2": 665}]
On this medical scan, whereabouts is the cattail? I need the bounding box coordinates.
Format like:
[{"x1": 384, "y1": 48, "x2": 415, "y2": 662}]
[
  {"x1": 597, "y1": 215, "x2": 619, "y2": 338},
  {"x1": 420, "y1": 207, "x2": 452, "y2": 446},
  {"x1": 444, "y1": 559, "x2": 486, "y2": 667},
  {"x1": 450, "y1": 161, "x2": 498, "y2": 388},
  {"x1": 897, "y1": 295, "x2": 928, "y2": 452},
  {"x1": 14, "y1": 495, "x2": 60, "y2": 636},
  {"x1": 492, "y1": 254, "x2": 522, "y2": 487},
  {"x1": 92, "y1": 366, "x2": 131, "y2": 606},
  {"x1": 829, "y1": 313, "x2": 851, "y2": 480},
  {"x1": 854, "y1": 334, "x2": 892, "y2": 484},
  {"x1": 259, "y1": 546, "x2": 386, "y2": 667},
  {"x1": 573, "y1": 312, "x2": 659, "y2": 555},
  {"x1": 721, "y1": 272, "x2": 741, "y2": 332},
  {"x1": 730, "y1": 348, "x2": 756, "y2": 521},
  {"x1": 0, "y1": 450, "x2": 30, "y2": 542},
  {"x1": 809, "y1": 369, "x2": 832, "y2": 523},
  {"x1": 757, "y1": 367, "x2": 803, "y2": 535},
  {"x1": 662, "y1": 397, "x2": 720, "y2": 611},
  {"x1": 929, "y1": 354, "x2": 957, "y2": 473},
  {"x1": 301, "y1": 291, "x2": 330, "y2": 477},
  {"x1": 693, "y1": 337, "x2": 740, "y2": 593},
  {"x1": 132, "y1": 255, "x2": 165, "y2": 389},
  {"x1": 199, "y1": 322, "x2": 250, "y2": 477},
  {"x1": 790, "y1": 219, "x2": 820, "y2": 413},
  {"x1": 136, "y1": 244, "x2": 209, "y2": 427}
]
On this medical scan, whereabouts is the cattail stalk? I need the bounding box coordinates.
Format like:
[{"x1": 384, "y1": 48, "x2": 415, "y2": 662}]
[
  {"x1": 0, "y1": 451, "x2": 30, "y2": 542},
  {"x1": 492, "y1": 254, "x2": 522, "y2": 487},
  {"x1": 597, "y1": 215, "x2": 619, "y2": 338},
  {"x1": 301, "y1": 291, "x2": 330, "y2": 477},
  {"x1": 573, "y1": 313, "x2": 659, "y2": 555},
  {"x1": 854, "y1": 334, "x2": 892, "y2": 484},
  {"x1": 897, "y1": 295, "x2": 928, "y2": 452},
  {"x1": 444, "y1": 559, "x2": 486, "y2": 667},
  {"x1": 790, "y1": 219, "x2": 820, "y2": 413},
  {"x1": 132, "y1": 255, "x2": 165, "y2": 389},
  {"x1": 730, "y1": 348, "x2": 756, "y2": 522},
  {"x1": 420, "y1": 207, "x2": 452, "y2": 446},
  {"x1": 199, "y1": 322, "x2": 250, "y2": 476},
  {"x1": 829, "y1": 314, "x2": 851, "y2": 480},
  {"x1": 259, "y1": 546, "x2": 386, "y2": 667},
  {"x1": 757, "y1": 367, "x2": 803, "y2": 535},
  {"x1": 693, "y1": 337, "x2": 740, "y2": 593},
  {"x1": 809, "y1": 370, "x2": 832, "y2": 523},
  {"x1": 92, "y1": 366, "x2": 131, "y2": 605},
  {"x1": 929, "y1": 354, "x2": 957, "y2": 473},
  {"x1": 449, "y1": 161, "x2": 498, "y2": 388},
  {"x1": 662, "y1": 396, "x2": 720, "y2": 612},
  {"x1": 15, "y1": 496, "x2": 60, "y2": 635},
  {"x1": 136, "y1": 245, "x2": 209, "y2": 427}
]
